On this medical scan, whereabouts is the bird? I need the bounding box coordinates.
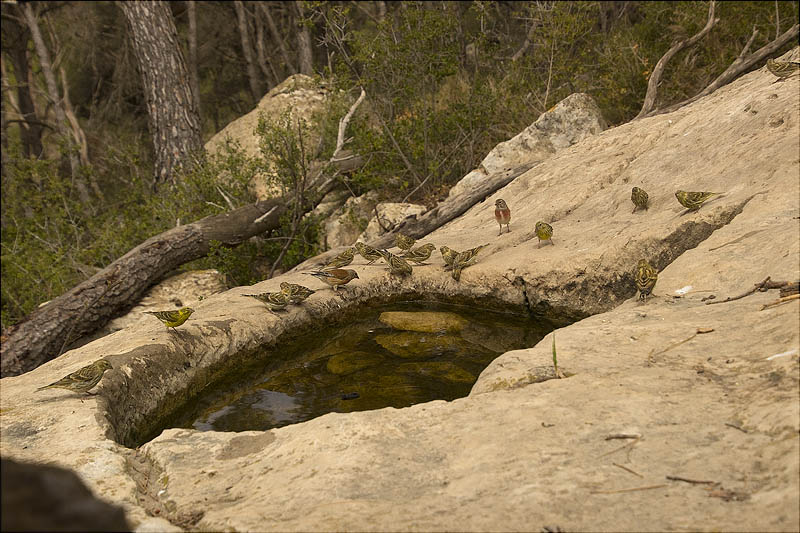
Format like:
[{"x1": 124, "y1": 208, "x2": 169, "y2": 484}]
[
  {"x1": 36, "y1": 359, "x2": 112, "y2": 395},
  {"x1": 535, "y1": 221, "x2": 554, "y2": 247},
  {"x1": 401, "y1": 243, "x2": 436, "y2": 264},
  {"x1": 378, "y1": 249, "x2": 413, "y2": 275},
  {"x1": 766, "y1": 58, "x2": 800, "y2": 79},
  {"x1": 354, "y1": 241, "x2": 383, "y2": 265},
  {"x1": 635, "y1": 259, "x2": 658, "y2": 302},
  {"x1": 494, "y1": 199, "x2": 511, "y2": 235},
  {"x1": 395, "y1": 233, "x2": 416, "y2": 252},
  {"x1": 323, "y1": 247, "x2": 355, "y2": 269},
  {"x1": 631, "y1": 187, "x2": 649, "y2": 212},
  {"x1": 144, "y1": 307, "x2": 194, "y2": 331},
  {"x1": 306, "y1": 269, "x2": 360, "y2": 291},
  {"x1": 450, "y1": 243, "x2": 490, "y2": 281},
  {"x1": 279, "y1": 282, "x2": 315, "y2": 304},
  {"x1": 243, "y1": 291, "x2": 290, "y2": 311},
  {"x1": 675, "y1": 190, "x2": 719, "y2": 211},
  {"x1": 440, "y1": 245, "x2": 458, "y2": 271}
]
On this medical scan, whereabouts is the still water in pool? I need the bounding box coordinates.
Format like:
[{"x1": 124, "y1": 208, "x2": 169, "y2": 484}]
[{"x1": 169, "y1": 301, "x2": 553, "y2": 433}]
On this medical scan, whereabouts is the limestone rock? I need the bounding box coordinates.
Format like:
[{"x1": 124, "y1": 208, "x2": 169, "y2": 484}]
[
  {"x1": 323, "y1": 191, "x2": 379, "y2": 249},
  {"x1": 326, "y1": 351, "x2": 384, "y2": 375},
  {"x1": 358, "y1": 202, "x2": 427, "y2": 242},
  {"x1": 374, "y1": 331, "x2": 473, "y2": 358},
  {"x1": 379, "y1": 311, "x2": 468, "y2": 333},
  {"x1": 448, "y1": 92, "x2": 606, "y2": 199}
]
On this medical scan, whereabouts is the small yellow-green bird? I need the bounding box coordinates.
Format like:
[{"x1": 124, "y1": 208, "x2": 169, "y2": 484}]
[
  {"x1": 243, "y1": 291, "x2": 290, "y2": 311},
  {"x1": 306, "y1": 269, "x2": 360, "y2": 291},
  {"x1": 37, "y1": 359, "x2": 112, "y2": 395},
  {"x1": 324, "y1": 247, "x2": 355, "y2": 269},
  {"x1": 279, "y1": 282, "x2": 315, "y2": 304},
  {"x1": 635, "y1": 259, "x2": 658, "y2": 302},
  {"x1": 144, "y1": 307, "x2": 194, "y2": 331},
  {"x1": 440, "y1": 245, "x2": 458, "y2": 271},
  {"x1": 395, "y1": 233, "x2": 416, "y2": 252},
  {"x1": 631, "y1": 187, "x2": 649, "y2": 213},
  {"x1": 675, "y1": 190, "x2": 719, "y2": 211},
  {"x1": 354, "y1": 241, "x2": 383, "y2": 264},
  {"x1": 766, "y1": 58, "x2": 800, "y2": 79},
  {"x1": 378, "y1": 249, "x2": 413, "y2": 275},
  {"x1": 450, "y1": 243, "x2": 490, "y2": 281},
  {"x1": 402, "y1": 243, "x2": 436, "y2": 264},
  {"x1": 535, "y1": 221, "x2": 554, "y2": 247}
]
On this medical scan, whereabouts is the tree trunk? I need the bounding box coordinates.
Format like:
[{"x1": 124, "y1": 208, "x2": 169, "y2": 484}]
[
  {"x1": 9, "y1": 44, "x2": 45, "y2": 159},
  {"x1": 234, "y1": 0, "x2": 263, "y2": 101},
  {"x1": 21, "y1": 2, "x2": 90, "y2": 205},
  {"x1": 261, "y1": 3, "x2": 295, "y2": 75},
  {"x1": 119, "y1": 1, "x2": 203, "y2": 189},
  {"x1": 186, "y1": 1, "x2": 201, "y2": 120},
  {"x1": 295, "y1": 0, "x2": 314, "y2": 75}
]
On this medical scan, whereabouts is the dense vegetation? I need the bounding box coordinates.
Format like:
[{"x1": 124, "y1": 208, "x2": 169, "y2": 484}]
[{"x1": 1, "y1": 1, "x2": 797, "y2": 329}]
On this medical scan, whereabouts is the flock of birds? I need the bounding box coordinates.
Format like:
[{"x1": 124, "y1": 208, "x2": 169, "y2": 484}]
[{"x1": 36, "y1": 57, "x2": 799, "y2": 395}]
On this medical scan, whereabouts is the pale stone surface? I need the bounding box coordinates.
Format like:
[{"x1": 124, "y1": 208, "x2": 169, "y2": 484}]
[
  {"x1": 358, "y1": 202, "x2": 428, "y2": 242},
  {"x1": 323, "y1": 191, "x2": 379, "y2": 249},
  {"x1": 448, "y1": 92, "x2": 606, "y2": 199},
  {"x1": 204, "y1": 74, "x2": 330, "y2": 200},
  {"x1": 1, "y1": 51, "x2": 798, "y2": 532}
]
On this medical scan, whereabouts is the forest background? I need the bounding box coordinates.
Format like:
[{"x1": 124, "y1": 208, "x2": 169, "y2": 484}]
[{"x1": 2, "y1": 0, "x2": 798, "y2": 331}]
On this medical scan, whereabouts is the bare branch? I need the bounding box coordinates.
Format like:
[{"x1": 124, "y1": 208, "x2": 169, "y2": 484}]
[
  {"x1": 333, "y1": 87, "x2": 365, "y2": 158},
  {"x1": 636, "y1": 1, "x2": 718, "y2": 119}
]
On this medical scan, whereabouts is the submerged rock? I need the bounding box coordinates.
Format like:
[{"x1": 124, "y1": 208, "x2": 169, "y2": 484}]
[
  {"x1": 379, "y1": 311, "x2": 468, "y2": 333},
  {"x1": 374, "y1": 331, "x2": 474, "y2": 358},
  {"x1": 326, "y1": 351, "x2": 384, "y2": 375},
  {"x1": 397, "y1": 361, "x2": 476, "y2": 383}
]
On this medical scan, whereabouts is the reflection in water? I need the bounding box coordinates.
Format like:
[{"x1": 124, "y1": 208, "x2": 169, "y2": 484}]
[{"x1": 170, "y1": 301, "x2": 553, "y2": 433}]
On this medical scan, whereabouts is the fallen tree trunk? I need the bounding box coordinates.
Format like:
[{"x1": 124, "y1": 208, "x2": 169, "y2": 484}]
[
  {"x1": 0, "y1": 194, "x2": 306, "y2": 377},
  {"x1": 367, "y1": 162, "x2": 538, "y2": 250}
]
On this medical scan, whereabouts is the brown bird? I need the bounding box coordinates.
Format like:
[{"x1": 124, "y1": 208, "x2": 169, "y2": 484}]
[
  {"x1": 494, "y1": 199, "x2": 511, "y2": 235},
  {"x1": 395, "y1": 233, "x2": 416, "y2": 252},
  {"x1": 378, "y1": 249, "x2": 413, "y2": 275},
  {"x1": 535, "y1": 221, "x2": 554, "y2": 247},
  {"x1": 402, "y1": 243, "x2": 436, "y2": 264},
  {"x1": 36, "y1": 359, "x2": 112, "y2": 395},
  {"x1": 279, "y1": 282, "x2": 315, "y2": 304},
  {"x1": 324, "y1": 247, "x2": 355, "y2": 269},
  {"x1": 440, "y1": 246, "x2": 458, "y2": 271},
  {"x1": 306, "y1": 269, "x2": 360, "y2": 291},
  {"x1": 354, "y1": 241, "x2": 383, "y2": 265},
  {"x1": 243, "y1": 291, "x2": 290, "y2": 311},
  {"x1": 766, "y1": 58, "x2": 800, "y2": 79},
  {"x1": 675, "y1": 190, "x2": 720, "y2": 211},
  {"x1": 631, "y1": 187, "x2": 649, "y2": 213},
  {"x1": 635, "y1": 259, "x2": 658, "y2": 302},
  {"x1": 451, "y1": 243, "x2": 490, "y2": 281}
]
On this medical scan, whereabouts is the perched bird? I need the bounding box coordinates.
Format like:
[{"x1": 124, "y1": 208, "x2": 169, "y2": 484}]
[
  {"x1": 535, "y1": 221, "x2": 554, "y2": 247},
  {"x1": 631, "y1": 187, "x2": 649, "y2": 213},
  {"x1": 395, "y1": 233, "x2": 416, "y2": 252},
  {"x1": 766, "y1": 58, "x2": 800, "y2": 79},
  {"x1": 324, "y1": 247, "x2": 355, "y2": 269},
  {"x1": 36, "y1": 359, "x2": 112, "y2": 395},
  {"x1": 144, "y1": 307, "x2": 194, "y2": 331},
  {"x1": 635, "y1": 259, "x2": 658, "y2": 302},
  {"x1": 675, "y1": 190, "x2": 719, "y2": 211},
  {"x1": 243, "y1": 291, "x2": 290, "y2": 311},
  {"x1": 402, "y1": 243, "x2": 436, "y2": 264},
  {"x1": 440, "y1": 246, "x2": 458, "y2": 271},
  {"x1": 279, "y1": 282, "x2": 315, "y2": 304},
  {"x1": 450, "y1": 244, "x2": 490, "y2": 281},
  {"x1": 494, "y1": 199, "x2": 512, "y2": 235},
  {"x1": 306, "y1": 269, "x2": 360, "y2": 291},
  {"x1": 378, "y1": 249, "x2": 413, "y2": 275},
  {"x1": 354, "y1": 241, "x2": 383, "y2": 265}
]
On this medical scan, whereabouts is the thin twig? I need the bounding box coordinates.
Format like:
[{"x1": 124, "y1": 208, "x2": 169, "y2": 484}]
[
  {"x1": 605, "y1": 433, "x2": 642, "y2": 440},
  {"x1": 613, "y1": 463, "x2": 644, "y2": 478},
  {"x1": 216, "y1": 185, "x2": 236, "y2": 210},
  {"x1": 707, "y1": 276, "x2": 772, "y2": 305},
  {"x1": 649, "y1": 333, "x2": 697, "y2": 361},
  {"x1": 761, "y1": 293, "x2": 800, "y2": 310},
  {"x1": 253, "y1": 205, "x2": 279, "y2": 224},
  {"x1": 599, "y1": 437, "x2": 641, "y2": 458},
  {"x1": 724, "y1": 422, "x2": 748, "y2": 433},
  {"x1": 591, "y1": 484, "x2": 667, "y2": 495},
  {"x1": 666, "y1": 475, "x2": 719, "y2": 485}
]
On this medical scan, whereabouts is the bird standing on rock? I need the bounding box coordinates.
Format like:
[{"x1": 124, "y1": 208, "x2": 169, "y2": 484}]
[
  {"x1": 324, "y1": 247, "x2": 355, "y2": 269},
  {"x1": 395, "y1": 233, "x2": 416, "y2": 252},
  {"x1": 402, "y1": 243, "x2": 436, "y2": 264},
  {"x1": 494, "y1": 199, "x2": 511, "y2": 235},
  {"x1": 243, "y1": 291, "x2": 290, "y2": 311},
  {"x1": 450, "y1": 243, "x2": 490, "y2": 281},
  {"x1": 675, "y1": 190, "x2": 719, "y2": 211},
  {"x1": 378, "y1": 249, "x2": 413, "y2": 275},
  {"x1": 631, "y1": 187, "x2": 649, "y2": 213},
  {"x1": 535, "y1": 221, "x2": 554, "y2": 247},
  {"x1": 306, "y1": 269, "x2": 360, "y2": 291},
  {"x1": 354, "y1": 242, "x2": 383, "y2": 265},
  {"x1": 279, "y1": 282, "x2": 315, "y2": 304},
  {"x1": 635, "y1": 259, "x2": 658, "y2": 302},
  {"x1": 440, "y1": 246, "x2": 458, "y2": 271},
  {"x1": 144, "y1": 307, "x2": 194, "y2": 331},
  {"x1": 36, "y1": 359, "x2": 112, "y2": 395},
  {"x1": 766, "y1": 58, "x2": 800, "y2": 79}
]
